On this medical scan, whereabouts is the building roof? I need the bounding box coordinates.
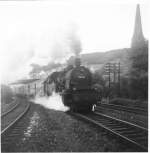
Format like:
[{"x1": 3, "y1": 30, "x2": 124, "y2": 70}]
[{"x1": 10, "y1": 79, "x2": 40, "y2": 85}]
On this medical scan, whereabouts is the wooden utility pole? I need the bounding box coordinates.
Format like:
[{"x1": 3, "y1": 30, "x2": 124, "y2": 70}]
[
  {"x1": 104, "y1": 62, "x2": 121, "y2": 97},
  {"x1": 104, "y1": 63, "x2": 111, "y2": 88},
  {"x1": 113, "y1": 63, "x2": 116, "y2": 83},
  {"x1": 118, "y1": 62, "x2": 121, "y2": 96},
  {"x1": 35, "y1": 83, "x2": 36, "y2": 96},
  {"x1": 108, "y1": 63, "x2": 111, "y2": 88},
  {"x1": 28, "y1": 85, "x2": 30, "y2": 95}
]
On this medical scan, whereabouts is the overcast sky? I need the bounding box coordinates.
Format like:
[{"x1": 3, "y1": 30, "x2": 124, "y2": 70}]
[{"x1": 0, "y1": 0, "x2": 149, "y2": 84}]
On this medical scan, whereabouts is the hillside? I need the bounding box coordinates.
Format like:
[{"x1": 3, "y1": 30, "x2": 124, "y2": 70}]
[
  {"x1": 30, "y1": 48, "x2": 131, "y2": 76},
  {"x1": 68, "y1": 48, "x2": 130, "y2": 65},
  {"x1": 67, "y1": 48, "x2": 131, "y2": 75}
]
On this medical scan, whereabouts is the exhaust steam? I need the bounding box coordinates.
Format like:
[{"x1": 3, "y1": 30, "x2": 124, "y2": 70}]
[{"x1": 33, "y1": 92, "x2": 69, "y2": 112}]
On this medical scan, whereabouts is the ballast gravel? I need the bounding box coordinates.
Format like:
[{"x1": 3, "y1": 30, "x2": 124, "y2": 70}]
[{"x1": 2, "y1": 102, "x2": 137, "y2": 152}]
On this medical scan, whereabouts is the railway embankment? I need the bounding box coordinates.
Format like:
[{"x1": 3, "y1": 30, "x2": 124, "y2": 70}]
[{"x1": 1, "y1": 99, "x2": 136, "y2": 152}]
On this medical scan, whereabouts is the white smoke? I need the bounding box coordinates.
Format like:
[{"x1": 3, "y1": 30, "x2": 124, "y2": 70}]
[
  {"x1": 89, "y1": 66, "x2": 96, "y2": 73},
  {"x1": 33, "y1": 92, "x2": 69, "y2": 112},
  {"x1": 66, "y1": 23, "x2": 82, "y2": 56}
]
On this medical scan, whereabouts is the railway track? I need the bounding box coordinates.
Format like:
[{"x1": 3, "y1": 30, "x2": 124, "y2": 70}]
[
  {"x1": 1, "y1": 101, "x2": 20, "y2": 117},
  {"x1": 1, "y1": 102, "x2": 30, "y2": 135},
  {"x1": 96, "y1": 103, "x2": 148, "y2": 116},
  {"x1": 73, "y1": 111, "x2": 148, "y2": 151},
  {"x1": 1, "y1": 101, "x2": 31, "y2": 151}
]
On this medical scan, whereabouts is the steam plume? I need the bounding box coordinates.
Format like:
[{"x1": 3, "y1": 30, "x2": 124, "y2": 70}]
[
  {"x1": 30, "y1": 23, "x2": 82, "y2": 76},
  {"x1": 67, "y1": 24, "x2": 82, "y2": 56},
  {"x1": 33, "y1": 92, "x2": 69, "y2": 112}
]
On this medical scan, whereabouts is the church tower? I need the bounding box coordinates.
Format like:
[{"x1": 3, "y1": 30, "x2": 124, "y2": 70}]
[{"x1": 131, "y1": 4, "x2": 145, "y2": 48}]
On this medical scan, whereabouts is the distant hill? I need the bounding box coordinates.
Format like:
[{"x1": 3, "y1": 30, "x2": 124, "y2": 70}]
[
  {"x1": 68, "y1": 48, "x2": 130, "y2": 65},
  {"x1": 30, "y1": 48, "x2": 131, "y2": 77},
  {"x1": 67, "y1": 48, "x2": 131, "y2": 75}
]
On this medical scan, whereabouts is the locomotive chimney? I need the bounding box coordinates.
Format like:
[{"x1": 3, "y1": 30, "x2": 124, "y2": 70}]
[{"x1": 75, "y1": 57, "x2": 81, "y2": 67}]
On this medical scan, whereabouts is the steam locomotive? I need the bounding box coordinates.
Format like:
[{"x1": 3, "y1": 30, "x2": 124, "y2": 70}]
[{"x1": 44, "y1": 58, "x2": 100, "y2": 112}]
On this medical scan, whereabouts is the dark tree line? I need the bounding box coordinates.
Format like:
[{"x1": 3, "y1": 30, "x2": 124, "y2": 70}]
[
  {"x1": 1, "y1": 84, "x2": 14, "y2": 104},
  {"x1": 92, "y1": 41, "x2": 148, "y2": 101},
  {"x1": 128, "y1": 41, "x2": 148, "y2": 100}
]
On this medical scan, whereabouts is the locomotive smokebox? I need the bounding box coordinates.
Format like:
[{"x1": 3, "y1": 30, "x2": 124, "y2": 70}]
[{"x1": 75, "y1": 57, "x2": 81, "y2": 67}]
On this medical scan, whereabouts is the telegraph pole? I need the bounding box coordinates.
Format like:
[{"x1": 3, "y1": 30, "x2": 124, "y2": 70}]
[
  {"x1": 108, "y1": 63, "x2": 111, "y2": 88},
  {"x1": 113, "y1": 63, "x2": 116, "y2": 83},
  {"x1": 104, "y1": 62, "x2": 121, "y2": 98},
  {"x1": 118, "y1": 62, "x2": 121, "y2": 97},
  {"x1": 28, "y1": 85, "x2": 30, "y2": 95},
  {"x1": 35, "y1": 83, "x2": 36, "y2": 96},
  {"x1": 104, "y1": 63, "x2": 111, "y2": 88}
]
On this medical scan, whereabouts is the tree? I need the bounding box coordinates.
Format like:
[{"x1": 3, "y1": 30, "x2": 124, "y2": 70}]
[
  {"x1": 130, "y1": 42, "x2": 148, "y2": 73},
  {"x1": 129, "y1": 41, "x2": 148, "y2": 99}
]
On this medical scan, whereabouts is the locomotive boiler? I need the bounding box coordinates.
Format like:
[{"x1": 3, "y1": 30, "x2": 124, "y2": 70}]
[
  {"x1": 61, "y1": 58, "x2": 100, "y2": 112},
  {"x1": 44, "y1": 57, "x2": 100, "y2": 112}
]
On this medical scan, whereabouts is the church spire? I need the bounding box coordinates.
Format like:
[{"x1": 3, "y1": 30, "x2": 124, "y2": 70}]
[{"x1": 131, "y1": 4, "x2": 145, "y2": 48}]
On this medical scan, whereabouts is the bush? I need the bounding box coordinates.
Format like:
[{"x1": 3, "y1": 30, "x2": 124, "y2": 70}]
[
  {"x1": 109, "y1": 98, "x2": 148, "y2": 108},
  {"x1": 129, "y1": 73, "x2": 148, "y2": 100}
]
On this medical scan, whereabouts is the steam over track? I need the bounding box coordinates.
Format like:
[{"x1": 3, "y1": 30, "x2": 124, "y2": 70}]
[{"x1": 71, "y1": 111, "x2": 148, "y2": 151}]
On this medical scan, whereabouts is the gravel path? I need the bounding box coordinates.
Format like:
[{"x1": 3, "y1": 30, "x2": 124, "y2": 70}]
[{"x1": 2, "y1": 101, "x2": 136, "y2": 152}]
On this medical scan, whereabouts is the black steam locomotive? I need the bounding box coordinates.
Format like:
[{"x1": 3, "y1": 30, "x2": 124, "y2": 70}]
[{"x1": 44, "y1": 58, "x2": 100, "y2": 112}]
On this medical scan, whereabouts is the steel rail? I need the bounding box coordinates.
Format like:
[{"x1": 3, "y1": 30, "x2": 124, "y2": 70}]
[
  {"x1": 96, "y1": 103, "x2": 147, "y2": 116},
  {"x1": 95, "y1": 112, "x2": 147, "y2": 131},
  {"x1": 72, "y1": 112, "x2": 148, "y2": 151},
  {"x1": 1, "y1": 101, "x2": 20, "y2": 117},
  {"x1": 1, "y1": 103, "x2": 30, "y2": 135}
]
